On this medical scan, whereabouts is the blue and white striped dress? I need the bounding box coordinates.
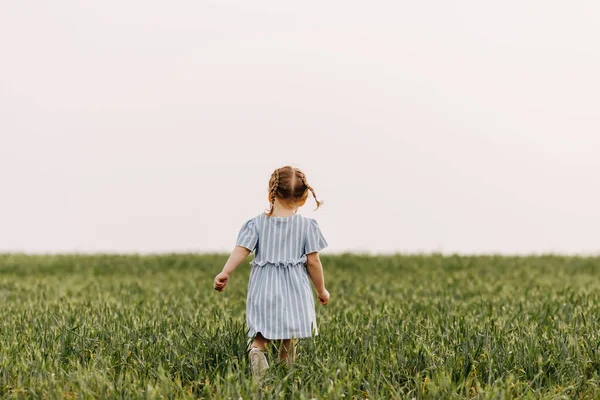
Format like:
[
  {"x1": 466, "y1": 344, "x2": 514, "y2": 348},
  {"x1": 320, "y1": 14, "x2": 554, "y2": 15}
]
[{"x1": 236, "y1": 212, "x2": 328, "y2": 340}]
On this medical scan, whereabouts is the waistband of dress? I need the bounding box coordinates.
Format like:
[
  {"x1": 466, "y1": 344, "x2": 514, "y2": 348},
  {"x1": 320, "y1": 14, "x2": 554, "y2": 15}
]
[{"x1": 250, "y1": 254, "x2": 307, "y2": 268}]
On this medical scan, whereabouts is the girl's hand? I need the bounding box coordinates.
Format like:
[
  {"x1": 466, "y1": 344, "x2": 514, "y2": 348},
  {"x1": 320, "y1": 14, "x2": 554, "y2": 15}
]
[
  {"x1": 214, "y1": 272, "x2": 230, "y2": 292},
  {"x1": 317, "y1": 289, "x2": 330, "y2": 305}
]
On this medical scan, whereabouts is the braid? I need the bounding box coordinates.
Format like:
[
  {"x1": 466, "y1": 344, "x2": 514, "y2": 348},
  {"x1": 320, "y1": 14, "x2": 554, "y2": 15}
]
[
  {"x1": 301, "y1": 175, "x2": 322, "y2": 210},
  {"x1": 267, "y1": 169, "x2": 280, "y2": 215},
  {"x1": 270, "y1": 169, "x2": 280, "y2": 203}
]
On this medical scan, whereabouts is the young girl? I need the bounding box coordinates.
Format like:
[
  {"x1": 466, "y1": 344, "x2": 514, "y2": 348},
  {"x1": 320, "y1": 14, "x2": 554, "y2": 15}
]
[{"x1": 213, "y1": 166, "x2": 330, "y2": 377}]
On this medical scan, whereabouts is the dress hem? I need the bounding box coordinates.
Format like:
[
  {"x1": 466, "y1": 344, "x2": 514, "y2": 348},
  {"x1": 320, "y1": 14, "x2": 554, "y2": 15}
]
[{"x1": 247, "y1": 333, "x2": 319, "y2": 340}]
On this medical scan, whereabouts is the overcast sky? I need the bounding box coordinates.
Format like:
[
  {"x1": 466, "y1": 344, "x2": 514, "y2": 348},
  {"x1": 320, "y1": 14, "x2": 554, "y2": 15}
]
[{"x1": 1, "y1": 1, "x2": 599, "y2": 255}]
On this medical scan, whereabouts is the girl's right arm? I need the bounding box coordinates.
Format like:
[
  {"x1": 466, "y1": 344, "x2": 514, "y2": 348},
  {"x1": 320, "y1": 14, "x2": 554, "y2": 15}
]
[
  {"x1": 306, "y1": 252, "x2": 330, "y2": 305},
  {"x1": 214, "y1": 245, "x2": 251, "y2": 292}
]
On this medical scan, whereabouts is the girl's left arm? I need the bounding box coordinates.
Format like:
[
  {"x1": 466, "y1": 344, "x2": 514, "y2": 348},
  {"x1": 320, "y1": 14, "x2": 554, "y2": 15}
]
[{"x1": 214, "y1": 246, "x2": 251, "y2": 292}]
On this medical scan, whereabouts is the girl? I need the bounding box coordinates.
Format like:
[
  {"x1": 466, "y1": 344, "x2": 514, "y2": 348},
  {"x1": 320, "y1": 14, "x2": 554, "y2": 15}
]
[{"x1": 213, "y1": 166, "x2": 330, "y2": 377}]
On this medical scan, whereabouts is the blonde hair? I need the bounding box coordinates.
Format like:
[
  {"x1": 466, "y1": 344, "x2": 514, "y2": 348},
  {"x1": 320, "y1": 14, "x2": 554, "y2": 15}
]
[{"x1": 266, "y1": 166, "x2": 322, "y2": 216}]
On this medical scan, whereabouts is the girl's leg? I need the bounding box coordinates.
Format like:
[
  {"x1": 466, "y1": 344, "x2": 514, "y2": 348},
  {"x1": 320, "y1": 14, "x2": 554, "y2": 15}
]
[
  {"x1": 278, "y1": 338, "x2": 298, "y2": 364},
  {"x1": 249, "y1": 333, "x2": 270, "y2": 378},
  {"x1": 250, "y1": 332, "x2": 270, "y2": 351}
]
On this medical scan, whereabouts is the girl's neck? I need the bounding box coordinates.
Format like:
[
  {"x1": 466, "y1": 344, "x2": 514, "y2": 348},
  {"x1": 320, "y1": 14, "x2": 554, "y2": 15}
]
[{"x1": 271, "y1": 201, "x2": 298, "y2": 217}]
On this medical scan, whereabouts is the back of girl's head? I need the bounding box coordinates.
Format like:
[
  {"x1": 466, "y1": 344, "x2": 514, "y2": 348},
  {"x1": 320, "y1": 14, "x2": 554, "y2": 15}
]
[{"x1": 267, "y1": 166, "x2": 322, "y2": 216}]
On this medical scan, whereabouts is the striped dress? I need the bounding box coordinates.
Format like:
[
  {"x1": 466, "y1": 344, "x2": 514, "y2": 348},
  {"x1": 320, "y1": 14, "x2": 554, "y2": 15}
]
[{"x1": 236, "y1": 212, "x2": 328, "y2": 340}]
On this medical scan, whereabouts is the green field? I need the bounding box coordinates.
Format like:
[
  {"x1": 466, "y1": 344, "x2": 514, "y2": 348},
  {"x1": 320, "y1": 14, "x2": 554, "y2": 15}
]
[{"x1": 1, "y1": 254, "x2": 600, "y2": 399}]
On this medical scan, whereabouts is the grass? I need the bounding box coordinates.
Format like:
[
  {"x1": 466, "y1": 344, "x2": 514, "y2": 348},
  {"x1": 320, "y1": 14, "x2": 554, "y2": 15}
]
[{"x1": 1, "y1": 253, "x2": 600, "y2": 399}]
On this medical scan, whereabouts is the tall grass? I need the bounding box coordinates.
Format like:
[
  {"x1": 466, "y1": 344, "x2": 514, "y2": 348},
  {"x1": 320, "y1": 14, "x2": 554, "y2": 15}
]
[{"x1": 0, "y1": 254, "x2": 599, "y2": 399}]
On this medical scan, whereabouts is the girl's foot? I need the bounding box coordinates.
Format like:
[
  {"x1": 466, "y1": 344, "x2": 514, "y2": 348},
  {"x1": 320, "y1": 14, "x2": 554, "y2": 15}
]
[{"x1": 249, "y1": 348, "x2": 269, "y2": 378}]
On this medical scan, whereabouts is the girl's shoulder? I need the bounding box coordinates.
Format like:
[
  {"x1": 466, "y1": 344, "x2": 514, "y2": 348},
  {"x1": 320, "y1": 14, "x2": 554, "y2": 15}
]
[
  {"x1": 241, "y1": 213, "x2": 265, "y2": 225},
  {"x1": 296, "y1": 213, "x2": 320, "y2": 224},
  {"x1": 238, "y1": 213, "x2": 264, "y2": 229}
]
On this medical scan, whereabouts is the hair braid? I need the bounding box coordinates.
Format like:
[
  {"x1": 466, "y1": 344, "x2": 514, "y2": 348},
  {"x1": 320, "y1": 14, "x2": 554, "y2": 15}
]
[
  {"x1": 301, "y1": 175, "x2": 322, "y2": 210},
  {"x1": 267, "y1": 169, "x2": 280, "y2": 215}
]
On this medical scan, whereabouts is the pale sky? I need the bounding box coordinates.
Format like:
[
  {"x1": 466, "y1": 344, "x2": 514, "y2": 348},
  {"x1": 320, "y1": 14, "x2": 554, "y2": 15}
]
[{"x1": 1, "y1": 1, "x2": 599, "y2": 255}]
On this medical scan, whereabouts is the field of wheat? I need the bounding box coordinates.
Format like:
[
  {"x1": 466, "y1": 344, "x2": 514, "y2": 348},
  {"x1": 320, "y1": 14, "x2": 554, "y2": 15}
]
[{"x1": 1, "y1": 254, "x2": 599, "y2": 399}]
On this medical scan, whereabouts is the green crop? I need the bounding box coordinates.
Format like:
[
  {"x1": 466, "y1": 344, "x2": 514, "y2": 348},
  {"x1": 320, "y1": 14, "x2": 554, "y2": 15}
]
[{"x1": 1, "y1": 253, "x2": 600, "y2": 399}]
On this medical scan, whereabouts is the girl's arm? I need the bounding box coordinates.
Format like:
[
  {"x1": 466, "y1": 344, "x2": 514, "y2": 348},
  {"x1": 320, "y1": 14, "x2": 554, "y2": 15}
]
[
  {"x1": 214, "y1": 246, "x2": 251, "y2": 292},
  {"x1": 306, "y1": 252, "x2": 330, "y2": 305}
]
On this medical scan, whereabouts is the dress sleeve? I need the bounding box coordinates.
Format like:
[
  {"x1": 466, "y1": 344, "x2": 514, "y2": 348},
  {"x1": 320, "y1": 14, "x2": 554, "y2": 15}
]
[
  {"x1": 304, "y1": 218, "x2": 328, "y2": 254},
  {"x1": 236, "y1": 219, "x2": 258, "y2": 252}
]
